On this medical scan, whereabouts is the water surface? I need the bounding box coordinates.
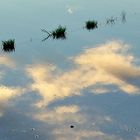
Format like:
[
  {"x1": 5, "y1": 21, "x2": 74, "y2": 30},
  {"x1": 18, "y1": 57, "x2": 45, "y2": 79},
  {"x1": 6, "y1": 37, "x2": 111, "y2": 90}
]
[{"x1": 0, "y1": 0, "x2": 140, "y2": 140}]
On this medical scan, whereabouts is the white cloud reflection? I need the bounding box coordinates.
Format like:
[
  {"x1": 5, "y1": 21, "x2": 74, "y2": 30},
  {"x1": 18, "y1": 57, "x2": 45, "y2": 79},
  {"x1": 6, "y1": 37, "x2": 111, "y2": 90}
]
[
  {"x1": 0, "y1": 55, "x2": 16, "y2": 68},
  {"x1": 33, "y1": 105, "x2": 85, "y2": 124},
  {"x1": 0, "y1": 86, "x2": 23, "y2": 103},
  {"x1": 26, "y1": 41, "x2": 140, "y2": 108},
  {"x1": 0, "y1": 85, "x2": 25, "y2": 117},
  {"x1": 52, "y1": 128, "x2": 122, "y2": 140},
  {"x1": 0, "y1": 55, "x2": 25, "y2": 117}
]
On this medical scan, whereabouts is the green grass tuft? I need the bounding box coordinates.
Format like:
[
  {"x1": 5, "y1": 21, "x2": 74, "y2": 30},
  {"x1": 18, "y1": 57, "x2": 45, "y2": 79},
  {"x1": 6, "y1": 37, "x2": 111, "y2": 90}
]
[
  {"x1": 2, "y1": 39, "x2": 15, "y2": 52},
  {"x1": 85, "y1": 20, "x2": 98, "y2": 30},
  {"x1": 51, "y1": 25, "x2": 66, "y2": 39}
]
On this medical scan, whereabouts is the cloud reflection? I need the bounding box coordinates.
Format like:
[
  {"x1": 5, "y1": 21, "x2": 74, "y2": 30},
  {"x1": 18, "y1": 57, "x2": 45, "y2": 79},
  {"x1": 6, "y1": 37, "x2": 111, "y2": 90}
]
[
  {"x1": 1, "y1": 41, "x2": 140, "y2": 140},
  {"x1": 0, "y1": 55, "x2": 16, "y2": 68},
  {"x1": 52, "y1": 128, "x2": 122, "y2": 140},
  {"x1": 0, "y1": 55, "x2": 24, "y2": 117},
  {"x1": 33, "y1": 105, "x2": 85, "y2": 124},
  {"x1": 0, "y1": 86, "x2": 24, "y2": 118},
  {"x1": 26, "y1": 41, "x2": 140, "y2": 108}
]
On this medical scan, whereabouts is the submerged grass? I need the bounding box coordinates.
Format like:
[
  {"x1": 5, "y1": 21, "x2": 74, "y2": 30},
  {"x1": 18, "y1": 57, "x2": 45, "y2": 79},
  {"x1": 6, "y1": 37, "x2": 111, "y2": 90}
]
[
  {"x1": 85, "y1": 20, "x2": 98, "y2": 30},
  {"x1": 2, "y1": 39, "x2": 15, "y2": 52}
]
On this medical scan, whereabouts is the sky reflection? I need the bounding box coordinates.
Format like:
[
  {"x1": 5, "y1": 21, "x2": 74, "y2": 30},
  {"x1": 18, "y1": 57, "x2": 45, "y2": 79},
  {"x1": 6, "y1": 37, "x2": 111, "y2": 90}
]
[
  {"x1": 0, "y1": 0, "x2": 140, "y2": 140},
  {"x1": 0, "y1": 41, "x2": 140, "y2": 139}
]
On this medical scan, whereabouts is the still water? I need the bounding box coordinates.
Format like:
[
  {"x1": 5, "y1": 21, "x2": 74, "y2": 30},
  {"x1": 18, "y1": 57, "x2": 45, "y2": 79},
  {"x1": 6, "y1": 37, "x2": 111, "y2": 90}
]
[{"x1": 0, "y1": 0, "x2": 140, "y2": 139}]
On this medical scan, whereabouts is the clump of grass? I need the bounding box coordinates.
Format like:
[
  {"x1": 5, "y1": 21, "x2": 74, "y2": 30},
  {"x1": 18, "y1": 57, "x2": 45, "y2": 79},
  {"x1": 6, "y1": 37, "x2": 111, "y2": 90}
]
[
  {"x1": 2, "y1": 39, "x2": 15, "y2": 52},
  {"x1": 51, "y1": 25, "x2": 66, "y2": 39},
  {"x1": 85, "y1": 20, "x2": 98, "y2": 30},
  {"x1": 41, "y1": 25, "x2": 66, "y2": 41}
]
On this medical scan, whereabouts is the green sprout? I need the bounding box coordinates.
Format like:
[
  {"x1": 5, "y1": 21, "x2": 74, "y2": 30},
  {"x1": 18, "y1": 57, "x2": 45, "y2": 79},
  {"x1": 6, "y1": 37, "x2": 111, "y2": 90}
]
[
  {"x1": 2, "y1": 39, "x2": 15, "y2": 52},
  {"x1": 85, "y1": 20, "x2": 98, "y2": 30}
]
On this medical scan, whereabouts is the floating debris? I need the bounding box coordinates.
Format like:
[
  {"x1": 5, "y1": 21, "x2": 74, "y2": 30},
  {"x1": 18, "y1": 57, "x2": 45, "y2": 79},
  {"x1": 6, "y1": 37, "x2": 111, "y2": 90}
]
[
  {"x1": 31, "y1": 128, "x2": 35, "y2": 131},
  {"x1": 35, "y1": 134, "x2": 40, "y2": 139},
  {"x1": 85, "y1": 20, "x2": 98, "y2": 30},
  {"x1": 70, "y1": 125, "x2": 74, "y2": 128},
  {"x1": 42, "y1": 25, "x2": 66, "y2": 41},
  {"x1": 2, "y1": 39, "x2": 15, "y2": 52}
]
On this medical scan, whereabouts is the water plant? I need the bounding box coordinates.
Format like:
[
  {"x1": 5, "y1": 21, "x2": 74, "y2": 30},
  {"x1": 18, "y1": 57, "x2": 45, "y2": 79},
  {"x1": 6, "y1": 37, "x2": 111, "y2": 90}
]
[
  {"x1": 2, "y1": 39, "x2": 15, "y2": 52},
  {"x1": 106, "y1": 17, "x2": 117, "y2": 25},
  {"x1": 42, "y1": 25, "x2": 66, "y2": 41},
  {"x1": 85, "y1": 20, "x2": 98, "y2": 30},
  {"x1": 52, "y1": 25, "x2": 66, "y2": 39},
  {"x1": 121, "y1": 11, "x2": 126, "y2": 23}
]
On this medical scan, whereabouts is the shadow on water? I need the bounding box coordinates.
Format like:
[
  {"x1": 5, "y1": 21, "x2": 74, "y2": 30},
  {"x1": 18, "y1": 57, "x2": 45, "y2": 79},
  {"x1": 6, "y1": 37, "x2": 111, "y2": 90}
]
[
  {"x1": 42, "y1": 25, "x2": 67, "y2": 41},
  {"x1": 2, "y1": 39, "x2": 15, "y2": 52}
]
